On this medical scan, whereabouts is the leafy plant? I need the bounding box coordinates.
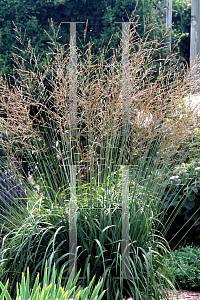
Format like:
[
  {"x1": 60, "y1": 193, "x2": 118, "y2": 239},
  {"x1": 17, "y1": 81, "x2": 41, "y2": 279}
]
[
  {"x1": 0, "y1": 162, "x2": 177, "y2": 300},
  {"x1": 170, "y1": 0, "x2": 191, "y2": 65},
  {"x1": 162, "y1": 245, "x2": 200, "y2": 290},
  {"x1": 0, "y1": 260, "x2": 107, "y2": 300},
  {"x1": 162, "y1": 160, "x2": 200, "y2": 232}
]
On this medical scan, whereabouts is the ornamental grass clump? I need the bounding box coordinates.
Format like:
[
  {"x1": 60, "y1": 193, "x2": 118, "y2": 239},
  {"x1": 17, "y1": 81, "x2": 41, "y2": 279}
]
[{"x1": 0, "y1": 17, "x2": 200, "y2": 300}]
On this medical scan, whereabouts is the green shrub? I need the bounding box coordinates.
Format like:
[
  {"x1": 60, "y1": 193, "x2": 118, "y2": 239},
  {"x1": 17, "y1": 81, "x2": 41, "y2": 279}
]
[
  {"x1": 162, "y1": 160, "x2": 200, "y2": 230},
  {"x1": 163, "y1": 245, "x2": 200, "y2": 290}
]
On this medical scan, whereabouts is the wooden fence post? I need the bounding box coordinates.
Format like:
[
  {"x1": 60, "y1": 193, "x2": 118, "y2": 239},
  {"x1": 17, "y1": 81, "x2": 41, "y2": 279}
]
[
  {"x1": 190, "y1": 0, "x2": 200, "y2": 94},
  {"x1": 166, "y1": 0, "x2": 172, "y2": 52}
]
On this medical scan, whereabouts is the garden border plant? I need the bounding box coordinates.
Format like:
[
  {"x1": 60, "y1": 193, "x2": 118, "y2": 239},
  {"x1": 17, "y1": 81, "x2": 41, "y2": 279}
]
[
  {"x1": 162, "y1": 245, "x2": 200, "y2": 291},
  {"x1": 0, "y1": 17, "x2": 200, "y2": 300},
  {"x1": 0, "y1": 260, "x2": 107, "y2": 300}
]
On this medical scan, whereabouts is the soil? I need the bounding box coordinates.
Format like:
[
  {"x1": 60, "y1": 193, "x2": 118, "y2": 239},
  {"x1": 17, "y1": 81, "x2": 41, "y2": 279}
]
[
  {"x1": 163, "y1": 289, "x2": 200, "y2": 300},
  {"x1": 121, "y1": 289, "x2": 200, "y2": 300}
]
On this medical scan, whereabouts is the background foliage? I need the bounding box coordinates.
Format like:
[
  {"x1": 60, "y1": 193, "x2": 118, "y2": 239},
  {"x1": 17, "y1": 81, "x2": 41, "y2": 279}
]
[
  {"x1": 163, "y1": 245, "x2": 200, "y2": 290},
  {"x1": 0, "y1": 0, "x2": 191, "y2": 81},
  {"x1": 161, "y1": 159, "x2": 200, "y2": 247}
]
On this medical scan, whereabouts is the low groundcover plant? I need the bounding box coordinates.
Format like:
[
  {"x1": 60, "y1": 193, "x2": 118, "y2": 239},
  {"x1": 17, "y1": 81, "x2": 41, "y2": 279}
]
[{"x1": 162, "y1": 245, "x2": 200, "y2": 291}]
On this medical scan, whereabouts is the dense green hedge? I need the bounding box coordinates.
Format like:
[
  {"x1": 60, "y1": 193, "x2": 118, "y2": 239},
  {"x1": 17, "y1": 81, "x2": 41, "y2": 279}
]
[
  {"x1": 0, "y1": 0, "x2": 191, "y2": 82},
  {"x1": 172, "y1": 0, "x2": 191, "y2": 65}
]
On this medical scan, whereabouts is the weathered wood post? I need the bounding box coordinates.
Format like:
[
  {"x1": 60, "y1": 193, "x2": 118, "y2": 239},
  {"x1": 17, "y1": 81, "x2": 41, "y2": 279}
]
[
  {"x1": 60, "y1": 21, "x2": 85, "y2": 280},
  {"x1": 166, "y1": 0, "x2": 172, "y2": 52},
  {"x1": 153, "y1": 1, "x2": 172, "y2": 52},
  {"x1": 190, "y1": 0, "x2": 200, "y2": 94},
  {"x1": 113, "y1": 21, "x2": 130, "y2": 282}
]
